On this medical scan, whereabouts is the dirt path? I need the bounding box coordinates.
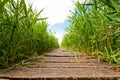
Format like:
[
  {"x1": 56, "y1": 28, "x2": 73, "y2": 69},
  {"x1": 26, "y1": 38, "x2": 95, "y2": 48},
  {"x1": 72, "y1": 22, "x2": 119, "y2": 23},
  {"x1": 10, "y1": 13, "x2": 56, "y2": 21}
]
[{"x1": 0, "y1": 48, "x2": 120, "y2": 80}]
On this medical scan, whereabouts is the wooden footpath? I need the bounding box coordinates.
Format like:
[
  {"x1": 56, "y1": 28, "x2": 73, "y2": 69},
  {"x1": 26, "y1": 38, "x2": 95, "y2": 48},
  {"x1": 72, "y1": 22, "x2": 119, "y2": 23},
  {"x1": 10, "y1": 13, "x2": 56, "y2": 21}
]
[{"x1": 0, "y1": 48, "x2": 120, "y2": 80}]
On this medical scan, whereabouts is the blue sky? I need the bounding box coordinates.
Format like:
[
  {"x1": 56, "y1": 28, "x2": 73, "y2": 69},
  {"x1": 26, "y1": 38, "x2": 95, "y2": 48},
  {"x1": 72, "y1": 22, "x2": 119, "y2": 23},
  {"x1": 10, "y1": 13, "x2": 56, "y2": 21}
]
[
  {"x1": 26, "y1": 0, "x2": 86, "y2": 43},
  {"x1": 48, "y1": 21, "x2": 69, "y2": 44}
]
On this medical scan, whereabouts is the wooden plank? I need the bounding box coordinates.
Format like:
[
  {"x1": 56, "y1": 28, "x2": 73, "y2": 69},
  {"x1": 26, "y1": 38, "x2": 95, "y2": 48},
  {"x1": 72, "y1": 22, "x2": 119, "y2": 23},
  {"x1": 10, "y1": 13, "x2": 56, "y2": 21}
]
[
  {"x1": 42, "y1": 57, "x2": 99, "y2": 63},
  {"x1": 0, "y1": 79, "x2": 9, "y2": 80},
  {"x1": 0, "y1": 68, "x2": 120, "y2": 79},
  {"x1": 45, "y1": 52, "x2": 75, "y2": 57},
  {"x1": 27, "y1": 63, "x2": 112, "y2": 68},
  {"x1": 29, "y1": 57, "x2": 106, "y2": 63},
  {"x1": 0, "y1": 48, "x2": 120, "y2": 79}
]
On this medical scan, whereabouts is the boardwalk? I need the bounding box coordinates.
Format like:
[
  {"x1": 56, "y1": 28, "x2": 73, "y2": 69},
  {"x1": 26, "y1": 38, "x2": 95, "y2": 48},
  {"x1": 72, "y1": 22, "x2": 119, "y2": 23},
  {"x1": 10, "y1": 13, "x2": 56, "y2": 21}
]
[{"x1": 0, "y1": 48, "x2": 120, "y2": 80}]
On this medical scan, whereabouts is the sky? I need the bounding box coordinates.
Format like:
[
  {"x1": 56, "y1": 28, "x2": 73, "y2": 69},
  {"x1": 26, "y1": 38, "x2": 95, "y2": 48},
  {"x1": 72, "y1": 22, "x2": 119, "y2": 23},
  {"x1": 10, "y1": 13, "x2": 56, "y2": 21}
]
[
  {"x1": 27, "y1": 0, "x2": 85, "y2": 44},
  {"x1": 48, "y1": 21, "x2": 69, "y2": 44},
  {"x1": 29, "y1": 0, "x2": 76, "y2": 25}
]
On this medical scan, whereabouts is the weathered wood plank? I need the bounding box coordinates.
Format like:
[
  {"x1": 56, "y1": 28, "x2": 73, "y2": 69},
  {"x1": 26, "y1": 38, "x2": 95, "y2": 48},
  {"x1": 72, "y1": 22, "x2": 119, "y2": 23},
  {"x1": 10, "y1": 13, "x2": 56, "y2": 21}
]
[
  {"x1": 45, "y1": 52, "x2": 74, "y2": 57},
  {"x1": 0, "y1": 68, "x2": 120, "y2": 79},
  {"x1": 27, "y1": 63, "x2": 112, "y2": 68},
  {"x1": 0, "y1": 48, "x2": 120, "y2": 79},
  {"x1": 42, "y1": 57, "x2": 99, "y2": 63}
]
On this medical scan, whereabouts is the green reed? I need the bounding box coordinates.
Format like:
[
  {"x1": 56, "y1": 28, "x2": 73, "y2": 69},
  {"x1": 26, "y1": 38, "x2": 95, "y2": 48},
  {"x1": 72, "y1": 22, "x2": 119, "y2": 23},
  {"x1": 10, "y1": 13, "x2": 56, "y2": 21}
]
[
  {"x1": 61, "y1": 0, "x2": 120, "y2": 64},
  {"x1": 0, "y1": 0, "x2": 59, "y2": 68}
]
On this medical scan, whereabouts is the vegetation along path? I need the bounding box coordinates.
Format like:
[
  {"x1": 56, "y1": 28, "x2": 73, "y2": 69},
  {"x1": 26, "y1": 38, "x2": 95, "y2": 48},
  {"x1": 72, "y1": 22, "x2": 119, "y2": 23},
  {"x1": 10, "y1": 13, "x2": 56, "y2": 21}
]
[{"x1": 0, "y1": 48, "x2": 120, "y2": 80}]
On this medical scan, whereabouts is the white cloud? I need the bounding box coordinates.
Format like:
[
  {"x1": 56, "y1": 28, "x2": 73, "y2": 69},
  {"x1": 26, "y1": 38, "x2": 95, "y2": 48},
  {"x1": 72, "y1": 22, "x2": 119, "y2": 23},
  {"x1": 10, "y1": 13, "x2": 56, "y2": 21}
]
[
  {"x1": 27, "y1": 0, "x2": 74, "y2": 25},
  {"x1": 26, "y1": 0, "x2": 87, "y2": 43},
  {"x1": 26, "y1": 0, "x2": 88, "y2": 25},
  {"x1": 55, "y1": 32, "x2": 65, "y2": 44}
]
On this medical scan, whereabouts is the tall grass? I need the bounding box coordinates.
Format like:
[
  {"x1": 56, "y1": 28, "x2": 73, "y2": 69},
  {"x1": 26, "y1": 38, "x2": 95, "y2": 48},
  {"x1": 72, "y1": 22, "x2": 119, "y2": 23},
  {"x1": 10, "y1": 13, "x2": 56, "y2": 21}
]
[
  {"x1": 61, "y1": 0, "x2": 120, "y2": 64},
  {"x1": 0, "y1": 0, "x2": 59, "y2": 68}
]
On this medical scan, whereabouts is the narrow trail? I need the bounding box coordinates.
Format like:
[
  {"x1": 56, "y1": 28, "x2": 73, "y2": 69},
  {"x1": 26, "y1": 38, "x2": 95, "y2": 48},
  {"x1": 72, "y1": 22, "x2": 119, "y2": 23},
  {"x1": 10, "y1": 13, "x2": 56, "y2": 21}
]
[{"x1": 0, "y1": 48, "x2": 120, "y2": 80}]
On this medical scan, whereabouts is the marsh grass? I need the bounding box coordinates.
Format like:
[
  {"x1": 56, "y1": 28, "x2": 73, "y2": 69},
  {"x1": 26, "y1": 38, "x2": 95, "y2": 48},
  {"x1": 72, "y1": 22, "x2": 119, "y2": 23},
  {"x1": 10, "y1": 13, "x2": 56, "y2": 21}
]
[
  {"x1": 61, "y1": 0, "x2": 120, "y2": 65},
  {"x1": 0, "y1": 0, "x2": 59, "y2": 68}
]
